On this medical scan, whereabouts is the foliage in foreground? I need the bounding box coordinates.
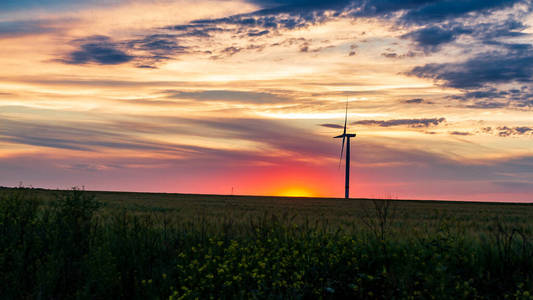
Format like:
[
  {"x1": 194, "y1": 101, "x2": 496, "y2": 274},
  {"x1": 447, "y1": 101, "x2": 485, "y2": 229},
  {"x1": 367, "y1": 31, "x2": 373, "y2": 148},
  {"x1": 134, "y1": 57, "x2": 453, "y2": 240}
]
[{"x1": 1, "y1": 189, "x2": 533, "y2": 299}]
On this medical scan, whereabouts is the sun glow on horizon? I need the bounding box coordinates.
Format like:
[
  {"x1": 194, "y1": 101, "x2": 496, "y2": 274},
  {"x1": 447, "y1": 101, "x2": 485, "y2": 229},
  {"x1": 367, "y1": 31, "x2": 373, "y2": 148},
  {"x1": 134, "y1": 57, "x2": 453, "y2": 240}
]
[{"x1": 276, "y1": 187, "x2": 316, "y2": 198}]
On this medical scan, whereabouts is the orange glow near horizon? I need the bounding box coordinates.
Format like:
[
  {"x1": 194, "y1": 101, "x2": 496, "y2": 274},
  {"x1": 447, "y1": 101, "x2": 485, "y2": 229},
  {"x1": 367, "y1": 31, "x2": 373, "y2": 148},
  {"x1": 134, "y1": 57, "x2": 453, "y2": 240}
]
[{"x1": 276, "y1": 187, "x2": 316, "y2": 198}]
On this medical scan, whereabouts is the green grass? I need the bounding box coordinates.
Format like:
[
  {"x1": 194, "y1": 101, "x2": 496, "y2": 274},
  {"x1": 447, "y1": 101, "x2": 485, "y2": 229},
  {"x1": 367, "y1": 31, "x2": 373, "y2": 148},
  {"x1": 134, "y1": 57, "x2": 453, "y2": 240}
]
[{"x1": 1, "y1": 187, "x2": 533, "y2": 299}]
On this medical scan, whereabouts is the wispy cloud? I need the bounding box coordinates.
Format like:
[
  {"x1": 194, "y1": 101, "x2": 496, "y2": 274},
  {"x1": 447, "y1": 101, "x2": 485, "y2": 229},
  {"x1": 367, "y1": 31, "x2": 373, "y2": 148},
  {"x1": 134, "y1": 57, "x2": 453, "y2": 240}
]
[
  {"x1": 449, "y1": 131, "x2": 472, "y2": 136},
  {"x1": 403, "y1": 98, "x2": 426, "y2": 104},
  {"x1": 320, "y1": 124, "x2": 344, "y2": 129},
  {"x1": 0, "y1": 20, "x2": 58, "y2": 38},
  {"x1": 167, "y1": 90, "x2": 291, "y2": 104},
  {"x1": 352, "y1": 118, "x2": 446, "y2": 128}
]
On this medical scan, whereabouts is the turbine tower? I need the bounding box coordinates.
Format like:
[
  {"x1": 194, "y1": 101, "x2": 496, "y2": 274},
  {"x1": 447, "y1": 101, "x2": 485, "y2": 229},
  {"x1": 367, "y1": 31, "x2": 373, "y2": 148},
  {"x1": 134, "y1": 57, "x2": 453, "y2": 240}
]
[{"x1": 334, "y1": 100, "x2": 356, "y2": 199}]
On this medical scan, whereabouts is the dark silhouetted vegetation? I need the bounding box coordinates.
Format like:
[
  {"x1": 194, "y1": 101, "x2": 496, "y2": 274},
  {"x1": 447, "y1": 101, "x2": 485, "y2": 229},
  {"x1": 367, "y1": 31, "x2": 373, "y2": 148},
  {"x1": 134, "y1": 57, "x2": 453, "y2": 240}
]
[{"x1": 1, "y1": 187, "x2": 533, "y2": 299}]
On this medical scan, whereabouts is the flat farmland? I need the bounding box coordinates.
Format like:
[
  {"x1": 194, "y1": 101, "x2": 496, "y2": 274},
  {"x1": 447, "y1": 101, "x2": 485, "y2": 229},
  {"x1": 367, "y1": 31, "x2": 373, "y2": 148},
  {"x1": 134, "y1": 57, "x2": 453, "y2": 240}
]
[
  {"x1": 29, "y1": 188, "x2": 533, "y2": 228},
  {"x1": 1, "y1": 187, "x2": 533, "y2": 299}
]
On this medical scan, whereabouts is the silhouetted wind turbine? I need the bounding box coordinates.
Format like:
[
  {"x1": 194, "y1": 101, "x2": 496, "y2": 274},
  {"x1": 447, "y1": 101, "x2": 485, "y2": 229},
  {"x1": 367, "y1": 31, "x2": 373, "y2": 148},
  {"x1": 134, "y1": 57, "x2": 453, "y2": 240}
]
[{"x1": 334, "y1": 100, "x2": 356, "y2": 199}]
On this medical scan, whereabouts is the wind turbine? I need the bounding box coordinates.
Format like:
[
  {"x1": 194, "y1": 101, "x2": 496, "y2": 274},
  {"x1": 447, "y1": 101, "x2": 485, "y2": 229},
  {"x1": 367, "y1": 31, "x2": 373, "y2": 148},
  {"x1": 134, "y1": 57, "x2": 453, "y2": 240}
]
[{"x1": 334, "y1": 100, "x2": 356, "y2": 199}]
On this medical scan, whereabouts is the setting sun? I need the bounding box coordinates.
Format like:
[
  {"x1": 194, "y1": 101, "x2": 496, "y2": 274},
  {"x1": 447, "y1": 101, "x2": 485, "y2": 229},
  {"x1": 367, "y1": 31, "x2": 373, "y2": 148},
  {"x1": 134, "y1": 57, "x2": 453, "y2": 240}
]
[{"x1": 277, "y1": 187, "x2": 316, "y2": 198}]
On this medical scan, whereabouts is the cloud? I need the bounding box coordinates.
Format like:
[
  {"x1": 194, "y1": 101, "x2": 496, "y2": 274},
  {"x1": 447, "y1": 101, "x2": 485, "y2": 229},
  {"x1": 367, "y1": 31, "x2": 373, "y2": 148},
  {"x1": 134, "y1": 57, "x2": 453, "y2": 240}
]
[
  {"x1": 125, "y1": 34, "x2": 189, "y2": 66},
  {"x1": 352, "y1": 118, "x2": 446, "y2": 128},
  {"x1": 449, "y1": 131, "x2": 471, "y2": 136},
  {"x1": 402, "y1": 24, "x2": 471, "y2": 52},
  {"x1": 320, "y1": 124, "x2": 344, "y2": 129},
  {"x1": 408, "y1": 40, "x2": 533, "y2": 109},
  {"x1": 0, "y1": 115, "x2": 336, "y2": 167},
  {"x1": 167, "y1": 90, "x2": 291, "y2": 104},
  {"x1": 409, "y1": 42, "x2": 533, "y2": 89},
  {"x1": 0, "y1": 117, "x2": 183, "y2": 152},
  {"x1": 399, "y1": 0, "x2": 523, "y2": 24},
  {"x1": 221, "y1": 46, "x2": 242, "y2": 56},
  {"x1": 0, "y1": 0, "x2": 111, "y2": 12},
  {"x1": 299, "y1": 42, "x2": 335, "y2": 53},
  {"x1": 56, "y1": 0, "x2": 526, "y2": 70},
  {"x1": 162, "y1": 0, "x2": 351, "y2": 44},
  {"x1": 466, "y1": 101, "x2": 508, "y2": 109},
  {"x1": 404, "y1": 98, "x2": 424, "y2": 104},
  {"x1": 492, "y1": 181, "x2": 533, "y2": 193},
  {"x1": 165, "y1": 24, "x2": 228, "y2": 38},
  {"x1": 0, "y1": 20, "x2": 57, "y2": 38},
  {"x1": 449, "y1": 86, "x2": 533, "y2": 109},
  {"x1": 247, "y1": 0, "x2": 349, "y2": 8},
  {"x1": 188, "y1": 14, "x2": 315, "y2": 32},
  {"x1": 481, "y1": 126, "x2": 533, "y2": 137},
  {"x1": 64, "y1": 35, "x2": 133, "y2": 65},
  {"x1": 496, "y1": 126, "x2": 533, "y2": 137},
  {"x1": 515, "y1": 126, "x2": 533, "y2": 134},
  {"x1": 0, "y1": 77, "x2": 183, "y2": 87},
  {"x1": 400, "y1": 13, "x2": 529, "y2": 60},
  {"x1": 248, "y1": 29, "x2": 270, "y2": 36},
  {"x1": 475, "y1": 18, "x2": 529, "y2": 40},
  {"x1": 381, "y1": 52, "x2": 398, "y2": 58},
  {"x1": 62, "y1": 34, "x2": 192, "y2": 67},
  {"x1": 127, "y1": 34, "x2": 188, "y2": 55}
]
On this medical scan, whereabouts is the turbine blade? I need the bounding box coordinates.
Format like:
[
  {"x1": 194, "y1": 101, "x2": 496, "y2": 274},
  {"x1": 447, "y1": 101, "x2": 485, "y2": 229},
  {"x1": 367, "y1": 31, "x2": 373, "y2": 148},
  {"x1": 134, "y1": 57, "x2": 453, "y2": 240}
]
[
  {"x1": 338, "y1": 135, "x2": 345, "y2": 168},
  {"x1": 343, "y1": 99, "x2": 348, "y2": 135}
]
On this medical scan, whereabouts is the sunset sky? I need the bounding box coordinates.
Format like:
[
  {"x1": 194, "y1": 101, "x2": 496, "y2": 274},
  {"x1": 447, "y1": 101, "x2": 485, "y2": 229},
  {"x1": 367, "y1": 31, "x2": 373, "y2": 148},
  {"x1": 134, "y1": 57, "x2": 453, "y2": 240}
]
[{"x1": 1, "y1": 0, "x2": 532, "y2": 201}]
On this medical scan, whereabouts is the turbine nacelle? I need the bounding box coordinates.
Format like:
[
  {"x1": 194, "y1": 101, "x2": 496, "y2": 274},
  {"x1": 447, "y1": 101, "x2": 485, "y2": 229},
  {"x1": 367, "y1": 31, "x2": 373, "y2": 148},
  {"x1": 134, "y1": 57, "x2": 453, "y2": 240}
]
[{"x1": 334, "y1": 133, "x2": 356, "y2": 138}]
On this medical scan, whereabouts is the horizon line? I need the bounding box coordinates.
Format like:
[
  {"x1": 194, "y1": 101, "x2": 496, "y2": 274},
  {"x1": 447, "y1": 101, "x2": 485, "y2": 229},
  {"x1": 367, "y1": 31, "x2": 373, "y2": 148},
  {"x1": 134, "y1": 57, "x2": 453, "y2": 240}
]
[{"x1": 2, "y1": 185, "x2": 532, "y2": 205}]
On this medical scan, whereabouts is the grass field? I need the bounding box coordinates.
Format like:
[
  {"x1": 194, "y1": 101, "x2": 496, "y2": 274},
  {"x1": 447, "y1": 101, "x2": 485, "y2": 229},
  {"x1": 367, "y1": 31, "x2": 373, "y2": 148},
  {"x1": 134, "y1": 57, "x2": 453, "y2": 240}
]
[{"x1": 1, "y1": 187, "x2": 533, "y2": 299}]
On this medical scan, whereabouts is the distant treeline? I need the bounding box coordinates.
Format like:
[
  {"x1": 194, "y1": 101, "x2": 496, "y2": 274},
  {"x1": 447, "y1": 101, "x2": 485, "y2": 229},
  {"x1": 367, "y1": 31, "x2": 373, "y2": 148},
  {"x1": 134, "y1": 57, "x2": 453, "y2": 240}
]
[{"x1": 1, "y1": 189, "x2": 532, "y2": 299}]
